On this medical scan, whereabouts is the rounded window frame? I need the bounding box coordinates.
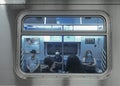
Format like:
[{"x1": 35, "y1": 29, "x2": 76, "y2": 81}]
[{"x1": 16, "y1": 10, "x2": 111, "y2": 79}]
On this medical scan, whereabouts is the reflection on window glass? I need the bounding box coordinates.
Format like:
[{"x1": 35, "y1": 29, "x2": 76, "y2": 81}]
[
  {"x1": 24, "y1": 17, "x2": 44, "y2": 23},
  {"x1": 82, "y1": 17, "x2": 104, "y2": 25},
  {"x1": 56, "y1": 17, "x2": 80, "y2": 24},
  {"x1": 21, "y1": 36, "x2": 107, "y2": 74},
  {"x1": 23, "y1": 16, "x2": 105, "y2": 31}
]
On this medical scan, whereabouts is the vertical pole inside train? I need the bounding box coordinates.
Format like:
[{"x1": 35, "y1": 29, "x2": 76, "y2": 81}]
[{"x1": 61, "y1": 35, "x2": 64, "y2": 73}]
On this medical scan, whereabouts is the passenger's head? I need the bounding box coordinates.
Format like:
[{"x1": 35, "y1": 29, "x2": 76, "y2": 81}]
[
  {"x1": 85, "y1": 50, "x2": 92, "y2": 58},
  {"x1": 55, "y1": 50, "x2": 60, "y2": 55},
  {"x1": 66, "y1": 55, "x2": 82, "y2": 73},
  {"x1": 30, "y1": 49, "x2": 36, "y2": 57}
]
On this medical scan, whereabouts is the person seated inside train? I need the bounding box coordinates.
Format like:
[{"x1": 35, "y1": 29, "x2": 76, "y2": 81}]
[
  {"x1": 82, "y1": 50, "x2": 97, "y2": 73},
  {"x1": 65, "y1": 55, "x2": 84, "y2": 73},
  {"x1": 26, "y1": 49, "x2": 40, "y2": 73},
  {"x1": 42, "y1": 56, "x2": 54, "y2": 73},
  {"x1": 53, "y1": 50, "x2": 63, "y2": 73}
]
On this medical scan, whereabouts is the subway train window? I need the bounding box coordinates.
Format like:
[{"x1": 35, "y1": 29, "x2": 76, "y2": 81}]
[{"x1": 16, "y1": 11, "x2": 111, "y2": 79}]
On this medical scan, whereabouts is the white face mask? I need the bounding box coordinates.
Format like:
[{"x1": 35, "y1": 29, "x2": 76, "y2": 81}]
[
  {"x1": 55, "y1": 52, "x2": 60, "y2": 55},
  {"x1": 87, "y1": 53, "x2": 92, "y2": 57}
]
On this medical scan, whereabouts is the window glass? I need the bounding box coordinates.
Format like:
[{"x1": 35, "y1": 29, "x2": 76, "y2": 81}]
[
  {"x1": 23, "y1": 16, "x2": 105, "y2": 31},
  {"x1": 21, "y1": 36, "x2": 107, "y2": 73}
]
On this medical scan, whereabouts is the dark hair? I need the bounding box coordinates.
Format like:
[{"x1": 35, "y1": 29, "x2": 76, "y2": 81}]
[
  {"x1": 66, "y1": 55, "x2": 83, "y2": 73},
  {"x1": 44, "y1": 56, "x2": 54, "y2": 68},
  {"x1": 30, "y1": 49, "x2": 36, "y2": 54}
]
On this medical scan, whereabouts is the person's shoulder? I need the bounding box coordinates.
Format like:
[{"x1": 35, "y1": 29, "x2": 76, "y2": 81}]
[{"x1": 27, "y1": 57, "x2": 31, "y2": 60}]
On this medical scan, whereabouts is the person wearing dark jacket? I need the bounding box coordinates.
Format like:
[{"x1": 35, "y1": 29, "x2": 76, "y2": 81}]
[{"x1": 66, "y1": 55, "x2": 84, "y2": 73}]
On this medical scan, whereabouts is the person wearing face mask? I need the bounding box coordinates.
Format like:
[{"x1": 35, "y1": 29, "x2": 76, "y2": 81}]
[
  {"x1": 53, "y1": 50, "x2": 63, "y2": 73},
  {"x1": 54, "y1": 50, "x2": 62, "y2": 62},
  {"x1": 82, "y1": 50, "x2": 96, "y2": 73}
]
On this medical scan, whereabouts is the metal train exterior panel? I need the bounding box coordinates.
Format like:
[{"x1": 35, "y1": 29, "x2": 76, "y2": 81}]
[{"x1": 0, "y1": 0, "x2": 120, "y2": 86}]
